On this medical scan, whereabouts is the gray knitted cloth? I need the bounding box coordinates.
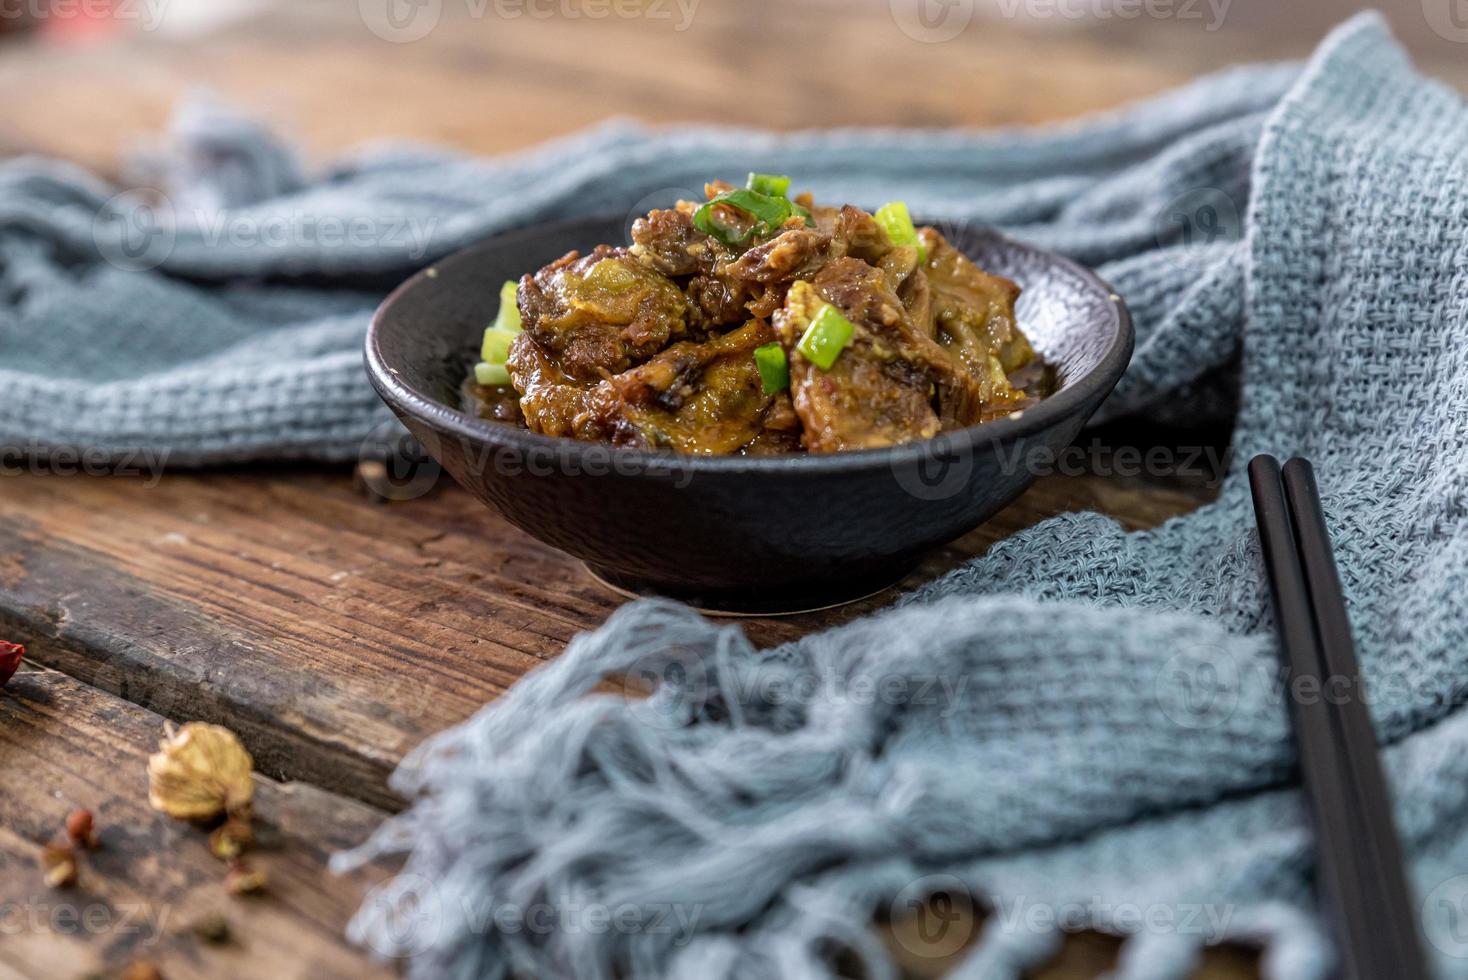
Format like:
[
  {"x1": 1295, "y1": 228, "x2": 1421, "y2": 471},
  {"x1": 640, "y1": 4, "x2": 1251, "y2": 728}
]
[{"x1": 7, "y1": 11, "x2": 1468, "y2": 979}]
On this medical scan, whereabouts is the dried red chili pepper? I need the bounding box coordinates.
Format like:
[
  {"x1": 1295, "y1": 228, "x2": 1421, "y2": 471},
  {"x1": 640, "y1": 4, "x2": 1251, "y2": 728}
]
[{"x1": 0, "y1": 642, "x2": 22, "y2": 689}]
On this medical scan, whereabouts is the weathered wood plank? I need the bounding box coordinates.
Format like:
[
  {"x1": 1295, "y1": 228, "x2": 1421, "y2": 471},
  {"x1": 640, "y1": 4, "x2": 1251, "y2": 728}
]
[
  {"x1": 0, "y1": 665, "x2": 391, "y2": 980},
  {"x1": 0, "y1": 458, "x2": 1213, "y2": 813}
]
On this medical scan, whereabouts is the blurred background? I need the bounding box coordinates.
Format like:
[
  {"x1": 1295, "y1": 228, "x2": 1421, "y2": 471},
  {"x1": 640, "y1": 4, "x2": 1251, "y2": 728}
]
[{"x1": 1, "y1": 0, "x2": 1464, "y2": 178}]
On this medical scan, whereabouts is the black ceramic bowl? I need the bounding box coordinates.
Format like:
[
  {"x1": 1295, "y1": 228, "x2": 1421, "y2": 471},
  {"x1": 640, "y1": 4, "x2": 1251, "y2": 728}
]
[{"x1": 367, "y1": 216, "x2": 1131, "y2": 614}]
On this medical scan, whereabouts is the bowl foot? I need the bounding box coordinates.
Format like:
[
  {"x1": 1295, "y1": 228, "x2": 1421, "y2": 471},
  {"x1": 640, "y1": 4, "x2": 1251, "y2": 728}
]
[{"x1": 583, "y1": 563, "x2": 911, "y2": 617}]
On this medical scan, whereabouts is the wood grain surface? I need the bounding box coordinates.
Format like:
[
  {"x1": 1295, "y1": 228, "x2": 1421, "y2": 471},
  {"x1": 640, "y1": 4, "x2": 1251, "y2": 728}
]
[{"x1": 0, "y1": 0, "x2": 1333, "y2": 975}]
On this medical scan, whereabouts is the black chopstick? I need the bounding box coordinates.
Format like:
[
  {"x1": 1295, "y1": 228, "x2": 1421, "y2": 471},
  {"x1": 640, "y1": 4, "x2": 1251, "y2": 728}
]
[
  {"x1": 1248, "y1": 455, "x2": 1426, "y2": 980},
  {"x1": 1280, "y1": 458, "x2": 1428, "y2": 980}
]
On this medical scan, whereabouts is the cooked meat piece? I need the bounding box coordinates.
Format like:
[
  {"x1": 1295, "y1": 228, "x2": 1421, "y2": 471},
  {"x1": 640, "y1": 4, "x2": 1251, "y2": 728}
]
[
  {"x1": 518, "y1": 245, "x2": 690, "y2": 381},
  {"x1": 811, "y1": 258, "x2": 992, "y2": 432},
  {"x1": 775, "y1": 279, "x2": 940, "y2": 453},
  {"x1": 510, "y1": 319, "x2": 781, "y2": 454},
  {"x1": 831, "y1": 205, "x2": 892, "y2": 264},
  {"x1": 725, "y1": 226, "x2": 833, "y2": 284},
  {"x1": 605, "y1": 320, "x2": 779, "y2": 453},
  {"x1": 922, "y1": 227, "x2": 1035, "y2": 374},
  {"x1": 630, "y1": 208, "x2": 720, "y2": 278},
  {"x1": 685, "y1": 272, "x2": 758, "y2": 332},
  {"x1": 485, "y1": 183, "x2": 1045, "y2": 455},
  {"x1": 505, "y1": 332, "x2": 613, "y2": 442}
]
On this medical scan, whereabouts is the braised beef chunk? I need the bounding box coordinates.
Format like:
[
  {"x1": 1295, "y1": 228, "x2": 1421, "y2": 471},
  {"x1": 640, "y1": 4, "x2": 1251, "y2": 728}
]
[
  {"x1": 775, "y1": 280, "x2": 940, "y2": 452},
  {"x1": 508, "y1": 318, "x2": 780, "y2": 453},
  {"x1": 607, "y1": 320, "x2": 778, "y2": 453},
  {"x1": 922, "y1": 228, "x2": 1034, "y2": 375},
  {"x1": 518, "y1": 245, "x2": 690, "y2": 381},
  {"x1": 630, "y1": 208, "x2": 717, "y2": 278},
  {"x1": 474, "y1": 179, "x2": 1045, "y2": 454},
  {"x1": 726, "y1": 227, "x2": 832, "y2": 284}
]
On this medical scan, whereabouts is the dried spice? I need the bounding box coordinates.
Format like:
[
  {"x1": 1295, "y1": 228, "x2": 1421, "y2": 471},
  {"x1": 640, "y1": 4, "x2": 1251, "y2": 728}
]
[
  {"x1": 208, "y1": 819, "x2": 255, "y2": 862},
  {"x1": 40, "y1": 842, "x2": 78, "y2": 889},
  {"x1": 0, "y1": 641, "x2": 22, "y2": 689},
  {"x1": 224, "y1": 862, "x2": 267, "y2": 897},
  {"x1": 147, "y1": 722, "x2": 254, "y2": 822},
  {"x1": 120, "y1": 962, "x2": 163, "y2": 980},
  {"x1": 190, "y1": 911, "x2": 232, "y2": 945},
  {"x1": 66, "y1": 809, "x2": 98, "y2": 849}
]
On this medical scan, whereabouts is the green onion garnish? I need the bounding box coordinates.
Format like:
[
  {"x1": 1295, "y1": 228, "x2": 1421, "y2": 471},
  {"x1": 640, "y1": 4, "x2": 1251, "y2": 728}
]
[
  {"x1": 493, "y1": 280, "x2": 522, "y2": 334},
  {"x1": 746, "y1": 173, "x2": 792, "y2": 198},
  {"x1": 753, "y1": 342, "x2": 790, "y2": 394},
  {"x1": 480, "y1": 326, "x2": 518, "y2": 365},
  {"x1": 478, "y1": 281, "x2": 523, "y2": 378},
  {"x1": 694, "y1": 187, "x2": 814, "y2": 247},
  {"x1": 474, "y1": 361, "x2": 512, "y2": 387},
  {"x1": 874, "y1": 201, "x2": 926, "y2": 263},
  {"x1": 797, "y1": 304, "x2": 856, "y2": 371}
]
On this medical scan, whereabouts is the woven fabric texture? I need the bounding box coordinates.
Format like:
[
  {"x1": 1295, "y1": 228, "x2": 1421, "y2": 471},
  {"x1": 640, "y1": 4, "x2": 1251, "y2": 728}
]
[
  {"x1": 7, "y1": 11, "x2": 1468, "y2": 979},
  {"x1": 329, "y1": 16, "x2": 1468, "y2": 980}
]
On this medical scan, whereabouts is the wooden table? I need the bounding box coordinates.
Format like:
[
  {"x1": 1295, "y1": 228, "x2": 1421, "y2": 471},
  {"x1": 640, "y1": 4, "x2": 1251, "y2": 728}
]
[{"x1": 14, "y1": 1, "x2": 1451, "y2": 975}]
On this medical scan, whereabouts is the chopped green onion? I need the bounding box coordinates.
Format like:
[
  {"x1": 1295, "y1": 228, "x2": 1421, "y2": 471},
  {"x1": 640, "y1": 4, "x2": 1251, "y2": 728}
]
[
  {"x1": 693, "y1": 187, "x2": 815, "y2": 247},
  {"x1": 746, "y1": 173, "x2": 792, "y2": 198},
  {"x1": 753, "y1": 342, "x2": 790, "y2": 394},
  {"x1": 874, "y1": 201, "x2": 926, "y2": 264},
  {"x1": 493, "y1": 280, "x2": 522, "y2": 334},
  {"x1": 480, "y1": 326, "x2": 518, "y2": 365},
  {"x1": 474, "y1": 361, "x2": 512, "y2": 387},
  {"x1": 797, "y1": 304, "x2": 856, "y2": 371}
]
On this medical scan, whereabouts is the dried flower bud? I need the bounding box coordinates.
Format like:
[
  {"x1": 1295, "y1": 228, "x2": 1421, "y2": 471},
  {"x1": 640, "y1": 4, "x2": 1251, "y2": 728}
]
[
  {"x1": 147, "y1": 722, "x2": 254, "y2": 822},
  {"x1": 0, "y1": 641, "x2": 22, "y2": 689},
  {"x1": 208, "y1": 819, "x2": 255, "y2": 862},
  {"x1": 66, "y1": 809, "x2": 97, "y2": 849},
  {"x1": 224, "y1": 863, "x2": 267, "y2": 897},
  {"x1": 120, "y1": 962, "x2": 163, "y2": 980},
  {"x1": 40, "y1": 842, "x2": 78, "y2": 889},
  {"x1": 191, "y1": 911, "x2": 232, "y2": 945}
]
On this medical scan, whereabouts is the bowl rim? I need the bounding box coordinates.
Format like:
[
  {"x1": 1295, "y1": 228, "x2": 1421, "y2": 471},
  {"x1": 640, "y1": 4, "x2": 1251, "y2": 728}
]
[{"x1": 365, "y1": 215, "x2": 1134, "y2": 477}]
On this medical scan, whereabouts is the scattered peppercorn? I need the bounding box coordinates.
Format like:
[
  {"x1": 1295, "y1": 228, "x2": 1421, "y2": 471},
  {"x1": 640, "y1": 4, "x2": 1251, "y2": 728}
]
[
  {"x1": 0, "y1": 641, "x2": 22, "y2": 689},
  {"x1": 120, "y1": 962, "x2": 163, "y2": 980},
  {"x1": 224, "y1": 862, "x2": 267, "y2": 897},
  {"x1": 208, "y1": 819, "x2": 255, "y2": 862},
  {"x1": 40, "y1": 841, "x2": 78, "y2": 889},
  {"x1": 66, "y1": 809, "x2": 98, "y2": 849},
  {"x1": 190, "y1": 911, "x2": 233, "y2": 945}
]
